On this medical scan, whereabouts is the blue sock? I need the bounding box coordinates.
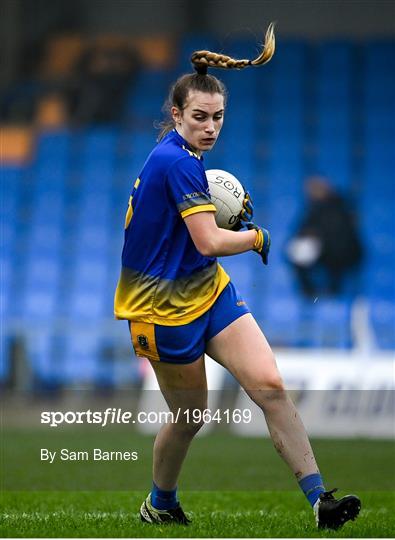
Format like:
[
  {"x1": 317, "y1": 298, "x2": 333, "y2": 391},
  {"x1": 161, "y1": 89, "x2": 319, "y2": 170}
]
[
  {"x1": 150, "y1": 482, "x2": 178, "y2": 510},
  {"x1": 298, "y1": 473, "x2": 325, "y2": 507}
]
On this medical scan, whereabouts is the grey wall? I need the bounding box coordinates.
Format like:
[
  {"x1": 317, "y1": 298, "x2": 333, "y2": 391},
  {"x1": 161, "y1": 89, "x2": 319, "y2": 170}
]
[
  {"x1": 58, "y1": 0, "x2": 395, "y2": 38},
  {"x1": 10, "y1": 0, "x2": 395, "y2": 42},
  {"x1": 78, "y1": 0, "x2": 189, "y2": 35},
  {"x1": 206, "y1": 0, "x2": 395, "y2": 39}
]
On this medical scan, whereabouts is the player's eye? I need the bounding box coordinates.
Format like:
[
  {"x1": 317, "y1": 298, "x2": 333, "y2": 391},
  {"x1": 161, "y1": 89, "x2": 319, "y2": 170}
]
[
  {"x1": 193, "y1": 115, "x2": 206, "y2": 121},
  {"x1": 214, "y1": 114, "x2": 223, "y2": 120}
]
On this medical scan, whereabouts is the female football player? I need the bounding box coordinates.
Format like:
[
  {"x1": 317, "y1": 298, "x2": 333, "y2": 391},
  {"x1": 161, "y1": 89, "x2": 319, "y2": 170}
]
[{"x1": 114, "y1": 23, "x2": 360, "y2": 530}]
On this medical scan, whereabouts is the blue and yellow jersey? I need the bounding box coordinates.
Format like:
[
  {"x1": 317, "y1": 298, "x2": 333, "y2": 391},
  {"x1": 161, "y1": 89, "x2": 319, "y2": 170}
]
[{"x1": 114, "y1": 129, "x2": 230, "y2": 325}]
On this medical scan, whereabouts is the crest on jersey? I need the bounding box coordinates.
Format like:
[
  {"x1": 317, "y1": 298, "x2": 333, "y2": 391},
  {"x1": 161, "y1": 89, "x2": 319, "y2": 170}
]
[{"x1": 137, "y1": 335, "x2": 149, "y2": 350}]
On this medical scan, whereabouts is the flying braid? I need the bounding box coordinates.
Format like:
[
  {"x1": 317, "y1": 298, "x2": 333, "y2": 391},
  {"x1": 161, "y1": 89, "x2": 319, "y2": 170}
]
[{"x1": 191, "y1": 22, "x2": 276, "y2": 75}]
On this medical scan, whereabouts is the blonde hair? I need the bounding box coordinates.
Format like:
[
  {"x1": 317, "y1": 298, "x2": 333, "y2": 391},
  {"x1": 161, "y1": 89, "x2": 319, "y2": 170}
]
[{"x1": 191, "y1": 22, "x2": 276, "y2": 74}]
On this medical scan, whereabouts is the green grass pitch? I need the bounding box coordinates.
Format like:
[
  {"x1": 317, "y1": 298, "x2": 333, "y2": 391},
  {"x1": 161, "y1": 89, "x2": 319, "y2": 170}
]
[
  {"x1": 1, "y1": 432, "x2": 394, "y2": 537},
  {"x1": 2, "y1": 491, "x2": 394, "y2": 537}
]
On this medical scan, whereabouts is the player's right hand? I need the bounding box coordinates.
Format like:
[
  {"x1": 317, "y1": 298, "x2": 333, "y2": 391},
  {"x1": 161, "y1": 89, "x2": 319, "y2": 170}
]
[
  {"x1": 232, "y1": 190, "x2": 254, "y2": 231},
  {"x1": 246, "y1": 222, "x2": 271, "y2": 265},
  {"x1": 240, "y1": 190, "x2": 254, "y2": 223}
]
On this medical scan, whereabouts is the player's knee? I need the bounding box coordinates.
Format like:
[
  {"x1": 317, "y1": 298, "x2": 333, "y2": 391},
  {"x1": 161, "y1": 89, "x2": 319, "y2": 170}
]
[
  {"x1": 257, "y1": 351, "x2": 285, "y2": 393},
  {"x1": 263, "y1": 373, "x2": 285, "y2": 392},
  {"x1": 176, "y1": 420, "x2": 204, "y2": 438},
  {"x1": 174, "y1": 409, "x2": 206, "y2": 437},
  {"x1": 252, "y1": 369, "x2": 285, "y2": 393},
  {"x1": 248, "y1": 373, "x2": 286, "y2": 410}
]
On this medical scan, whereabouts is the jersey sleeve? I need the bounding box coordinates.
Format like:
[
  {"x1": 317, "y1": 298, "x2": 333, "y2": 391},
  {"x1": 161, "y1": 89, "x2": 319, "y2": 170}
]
[{"x1": 166, "y1": 156, "x2": 217, "y2": 219}]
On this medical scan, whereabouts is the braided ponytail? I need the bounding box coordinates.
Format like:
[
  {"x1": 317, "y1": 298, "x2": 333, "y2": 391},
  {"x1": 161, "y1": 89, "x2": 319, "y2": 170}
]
[
  {"x1": 157, "y1": 23, "x2": 275, "y2": 141},
  {"x1": 191, "y1": 22, "x2": 276, "y2": 74}
]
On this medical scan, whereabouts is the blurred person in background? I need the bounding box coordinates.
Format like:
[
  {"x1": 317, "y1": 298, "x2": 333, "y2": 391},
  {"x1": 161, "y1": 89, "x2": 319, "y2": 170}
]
[
  {"x1": 114, "y1": 25, "x2": 360, "y2": 530},
  {"x1": 286, "y1": 175, "x2": 362, "y2": 298},
  {"x1": 67, "y1": 40, "x2": 141, "y2": 125},
  {"x1": 0, "y1": 33, "x2": 49, "y2": 123}
]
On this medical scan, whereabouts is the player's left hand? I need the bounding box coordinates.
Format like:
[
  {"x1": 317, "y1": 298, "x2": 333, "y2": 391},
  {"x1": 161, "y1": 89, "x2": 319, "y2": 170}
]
[
  {"x1": 232, "y1": 190, "x2": 254, "y2": 230},
  {"x1": 246, "y1": 222, "x2": 271, "y2": 265}
]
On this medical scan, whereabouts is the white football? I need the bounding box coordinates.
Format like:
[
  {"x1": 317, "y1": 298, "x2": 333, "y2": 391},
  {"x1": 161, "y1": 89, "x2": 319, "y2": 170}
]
[{"x1": 206, "y1": 169, "x2": 245, "y2": 229}]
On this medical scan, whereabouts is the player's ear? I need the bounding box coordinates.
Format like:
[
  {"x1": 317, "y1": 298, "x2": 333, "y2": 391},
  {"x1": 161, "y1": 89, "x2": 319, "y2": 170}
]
[{"x1": 171, "y1": 106, "x2": 182, "y2": 125}]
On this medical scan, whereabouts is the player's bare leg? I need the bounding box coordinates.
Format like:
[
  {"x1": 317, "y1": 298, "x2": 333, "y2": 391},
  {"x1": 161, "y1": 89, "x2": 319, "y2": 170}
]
[
  {"x1": 207, "y1": 313, "x2": 318, "y2": 478},
  {"x1": 207, "y1": 313, "x2": 361, "y2": 528},
  {"x1": 148, "y1": 354, "x2": 207, "y2": 489},
  {"x1": 139, "y1": 355, "x2": 207, "y2": 524}
]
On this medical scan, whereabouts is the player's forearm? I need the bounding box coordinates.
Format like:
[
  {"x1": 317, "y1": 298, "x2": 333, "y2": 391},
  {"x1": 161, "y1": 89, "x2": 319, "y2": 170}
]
[{"x1": 201, "y1": 228, "x2": 257, "y2": 257}]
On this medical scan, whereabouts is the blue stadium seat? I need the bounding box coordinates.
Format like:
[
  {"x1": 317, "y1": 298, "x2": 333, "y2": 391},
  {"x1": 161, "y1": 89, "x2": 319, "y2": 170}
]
[
  {"x1": 1, "y1": 167, "x2": 23, "y2": 361},
  {"x1": 82, "y1": 128, "x2": 118, "y2": 160},
  {"x1": 315, "y1": 42, "x2": 353, "y2": 102},
  {"x1": 363, "y1": 173, "x2": 395, "y2": 201},
  {"x1": 0, "y1": 334, "x2": 10, "y2": 382},
  {"x1": 270, "y1": 42, "x2": 305, "y2": 142},
  {"x1": 0, "y1": 256, "x2": 12, "y2": 320},
  {"x1": 35, "y1": 132, "x2": 71, "y2": 175},
  {"x1": 72, "y1": 258, "x2": 108, "y2": 289},
  {"x1": 26, "y1": 256, "x2": 61, "y2": 287},
  {"x1": 125, "y1": 69, "x2": 172, "y2": 121},
  {"x1": 306, "y1": 299, "x2": 353, "y2": 349},
  {"x1": 68, "y1": 290, "x2": 107, "y2": 321},
  {"x1": 23, "y1": 331, "x2": 62, "y2": 386},
  {"x1": 366, "y1": 108, "x2": 395, "y2": 131},
  {"x1": 370, "y1": 299, "x2": 395, "y2": 350},
  {"x1": 259, "y1": 295, "x2": 304, "y2": 347},
  {"x1": 363, "y1": 42, "x2": 395, "y2": 110},
  {"x1": 364, "y1": 42, "x2": 395, "y2": 75},
  {"x1": 272, "y1": 40, "x2": 306, "y2": 78},
  {"x1": 315, "y1": 150, "x2": 351, "y2": 189},
  {"x1": 224, "y1": 35, "x2": 263, "y2": 60},
  {"x1": 62, "y1": 331, "x2": 103, "y2": 383},
  {"x1": 264, "y1": 263, "x2": 299, "y2": 297},
  {"x1": 24, "y1": 288, "x2": 59, "y2": 322},
  {"x1": 272, "y1": 198, "x2": 299, "y2": 225},
  {"x1": 1, "y1": 167, "x2": 22, "y2": 253},
  {"x1": 221, "y1": 67, "x2": 256, "y2": 100},
  {"x1": 220, "y1": 253, "x2": 255, "y2": 305},
  {"x1": 121, "y1": 130, "x2": 157, "y2": 171},
  {"x1": 364, "y1": 266, "x2": 395, "y2": 298},
  {"x1": 72, "y1": 226, "x2": 110, "y2": 260}
]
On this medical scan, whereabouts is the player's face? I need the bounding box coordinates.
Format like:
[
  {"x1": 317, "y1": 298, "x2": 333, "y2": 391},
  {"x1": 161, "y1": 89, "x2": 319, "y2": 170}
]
[{"x1": 172, "y1": 90, "x2": 224, "y2": 154}]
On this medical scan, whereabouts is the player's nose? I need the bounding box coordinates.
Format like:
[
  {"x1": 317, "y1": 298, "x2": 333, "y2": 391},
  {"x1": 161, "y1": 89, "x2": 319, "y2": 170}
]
[{"x1": 204, "y1": 119, "x2": 215, "y2": 134}]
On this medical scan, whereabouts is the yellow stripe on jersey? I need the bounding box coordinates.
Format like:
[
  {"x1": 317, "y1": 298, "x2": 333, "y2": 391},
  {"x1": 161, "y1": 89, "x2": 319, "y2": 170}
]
[
  {"x1": 114, "y1": 263, "x2": 230, "y2": 325},
  {"x1": 182, "y1": 145, "x2": 201, "y2": 159},
  {"x1": 124, "y1": 196, "x2": 133, "y2": 228},
  {"x1": 181, "y1": 204, "x2": 217, "y2": 219},
  {"x1": 130, "y1": 321, "x2": 160, "y2": 361},
  {"x1": 124, "y1": 178, "x2": 141, "y2": 229}
]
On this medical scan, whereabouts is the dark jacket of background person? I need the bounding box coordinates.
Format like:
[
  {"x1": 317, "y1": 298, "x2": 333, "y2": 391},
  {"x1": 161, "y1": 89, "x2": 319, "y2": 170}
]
[
  {"x1": 67, "y1": 42, "x2": 141, "y2": 125},
  {"x1": 287, "y1": 176, "x2": 363, "y2": 297}
]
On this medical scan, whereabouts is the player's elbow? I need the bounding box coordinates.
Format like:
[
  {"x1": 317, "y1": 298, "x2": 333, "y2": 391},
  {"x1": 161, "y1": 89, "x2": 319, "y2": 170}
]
[{"x1": 195, "y1": 237, "x2": 218, "y2": 257}]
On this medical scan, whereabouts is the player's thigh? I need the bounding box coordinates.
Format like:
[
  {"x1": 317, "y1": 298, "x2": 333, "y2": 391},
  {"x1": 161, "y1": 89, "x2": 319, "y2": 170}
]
[
  {"x1": 206, "y1": 313, "x2": 284, "y2": 392},
  {"x1": 148, "y1": 355, "x2": 208, "y2": 414}
]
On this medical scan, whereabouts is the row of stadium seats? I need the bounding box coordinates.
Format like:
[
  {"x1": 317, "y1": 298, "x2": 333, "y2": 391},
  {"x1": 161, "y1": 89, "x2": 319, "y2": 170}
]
[
  {"x1": 3, "y1": 118, "x2": 393, "y2": 290},
  {"x1": 1, "y1": 39, "x2": 394, "y2": 386}
]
